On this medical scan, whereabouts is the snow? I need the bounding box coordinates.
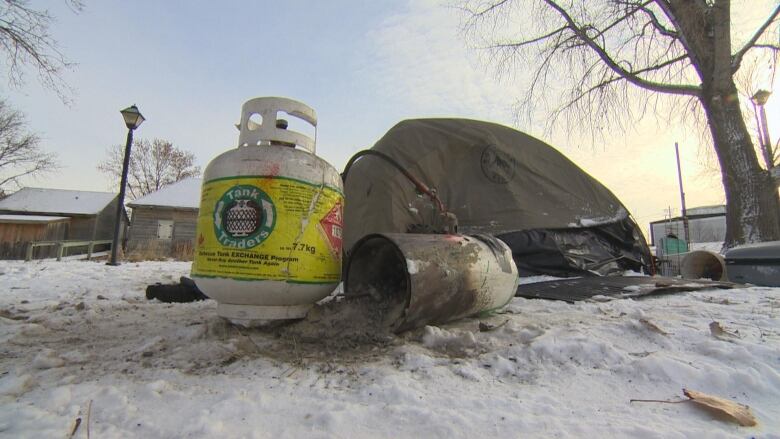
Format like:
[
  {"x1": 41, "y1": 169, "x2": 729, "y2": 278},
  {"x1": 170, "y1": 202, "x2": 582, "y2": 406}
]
[
  {"x1": 569, "y1": 207, "x2": 629, "y2": 228},
  {"x1": 519, "y1": 274, "x2": 569, "y2": 284},
  {"x1": 0, "y1": 188, "x2": 116, "y2": 215},
  {"x1": 726, "y1": 240, "x2": 780, "y2": 258},
  {"x1": 690, "y1": 242, "x2": 726, "y2": 254},
  {"x1": 687, "y1": 205, "x2": 727, "y2": 216},
  {"x1": 405, "y1": 259, "x2": 430, "y2": 275},
  {"x1": 128, "y1": 178, "x2": 202, "y2": 209},
  {"x1": 1, "y1": 259, "x2": 779, "y2": 437},
  {"x1": 0, "y1": 215, "x2": 69, "y2": 224}
]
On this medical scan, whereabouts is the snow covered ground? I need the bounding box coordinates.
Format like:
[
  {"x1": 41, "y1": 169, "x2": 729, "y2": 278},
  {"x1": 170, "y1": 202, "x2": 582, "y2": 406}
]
[{"x1": 1, "y1": 259, "x2": 779, "y2": 438}]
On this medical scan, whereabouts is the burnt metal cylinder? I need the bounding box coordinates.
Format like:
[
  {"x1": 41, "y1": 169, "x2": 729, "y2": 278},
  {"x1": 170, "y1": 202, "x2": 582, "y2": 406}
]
[
  {"x1": 344, "y1": 233, "x2": 519, "y2": 333},
  {"x1": 681, "y1": 250, "x2": 727, "y2": 281}
]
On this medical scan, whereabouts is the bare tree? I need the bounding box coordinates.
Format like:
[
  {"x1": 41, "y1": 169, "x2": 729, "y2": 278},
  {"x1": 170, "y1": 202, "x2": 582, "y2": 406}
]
[
  {"x1": 0, "y1": 0, "x2": 83, "y2": 100},
  {"x1": 98, "y1": 138, "x2": 201, "y2": 200},
  {"x1": 462, "y1": 0, "x2": 780, "y2": 246},
  {"x1": 0, "y1": 99, "x2": 57, "y2": 191},
  {"x1": 0, "y1": 2, "x2": 80, "y2": 195}
]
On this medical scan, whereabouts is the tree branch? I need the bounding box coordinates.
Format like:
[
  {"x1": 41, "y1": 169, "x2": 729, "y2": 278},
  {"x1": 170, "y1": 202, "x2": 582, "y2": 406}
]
[
  {"x1": 590, "y1": 1, "x2": 649, "y2": 41},
  {"x1": 97, "y1": 138, "x2": 200, "y2": 200},
  {"x1": 0, "y1": 100, "x2": 57, "y2": 190},
  {"x1": 487, "y1": 25, "x2": 568, "y2": 50},
  {"x1": 558, "y1": 54, "x2": 689, "y2": 112},
  {"x1": 544, "y1": 0, "x2": 701, "y2": 96},
  {"x1": 637, "y1": 4, "x2": 679, "y2": 39},
  {"x1": 0, "y1": 2, "x2": 79, "y2": 102},
  {"x1": 468, "y1": 0, "x2": 511, "y2": 18},
  {"x1": 652, "y1": 0, "x2": 708, "y2": 81},
  {"x1": 750, "y1": 44, "x2": 779, "y2": 52},
  {"x1": 731, "y1": 4, "x2": 780, "y2": 73}
]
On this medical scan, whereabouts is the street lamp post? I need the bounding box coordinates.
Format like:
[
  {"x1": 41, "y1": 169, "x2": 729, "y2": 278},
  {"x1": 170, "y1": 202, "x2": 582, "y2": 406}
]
[
  {"x1": 107, "y1": 105, "x2": 145, "y2": 266},
  {"x1": 751, "y1": 89, "x2": 773, "y2": 170}
]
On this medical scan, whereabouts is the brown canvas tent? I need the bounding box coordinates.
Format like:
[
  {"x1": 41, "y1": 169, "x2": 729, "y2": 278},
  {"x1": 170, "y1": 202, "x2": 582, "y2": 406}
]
[{"x1": 343, "y1": 118, "x2": 652, "y2": 276}]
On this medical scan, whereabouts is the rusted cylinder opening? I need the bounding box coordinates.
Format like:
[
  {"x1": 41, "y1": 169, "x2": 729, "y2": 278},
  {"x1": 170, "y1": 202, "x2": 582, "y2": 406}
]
[
  {"x1": 681, "y1": 250, "x2": 727, "y2": 281},
  {"x1": 345, "y1": 233, "x2": 519, "y2": 333},
  {"x1": 343, "y1": 234, "x2": 409, "y2": 329}
]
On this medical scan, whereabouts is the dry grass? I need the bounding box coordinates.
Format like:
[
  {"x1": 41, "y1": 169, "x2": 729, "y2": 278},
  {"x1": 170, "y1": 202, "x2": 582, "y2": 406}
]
[
  {"x1": 125, "y1": 240, "x2": 170, "y2": 262},
  {"x1": 171, "y1": 240, "x2": 193, "y2": 261},
  {"x1": 125, "y1": 239, "x2": 194, "y2": 262}
]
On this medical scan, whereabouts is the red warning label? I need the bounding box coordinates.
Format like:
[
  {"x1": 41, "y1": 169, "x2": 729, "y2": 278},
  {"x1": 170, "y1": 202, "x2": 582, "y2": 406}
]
[{"x1": 318, "y1": 201, "x2": 343, "y2": 259}]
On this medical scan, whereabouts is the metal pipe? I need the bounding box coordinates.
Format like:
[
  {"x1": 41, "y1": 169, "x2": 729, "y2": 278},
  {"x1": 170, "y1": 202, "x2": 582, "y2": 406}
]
[
  {"x1": 344, "y1": 233, "x2": 518, "y2": 333},
  {"x1": 681, "y1": 250, "x2": 727, "y2": 282},
  {"x1": 674, "y1": 142, "x2": 689, "y2": 244},
  {"x1": 752, "y1": 101, "x2": 769, "y2": 167},
  {"x1": 751, "y1": 90, "x2": 774, "y2": 170},
  {"x1": 342, "y1": 149, "x2": 448, "y2": 213},
  {"x1": 758, "y1": 102, "x2": 774, "y2": 169},
  {"x1": 107, "y1": 128, "x2": 133, "y2": 266}
]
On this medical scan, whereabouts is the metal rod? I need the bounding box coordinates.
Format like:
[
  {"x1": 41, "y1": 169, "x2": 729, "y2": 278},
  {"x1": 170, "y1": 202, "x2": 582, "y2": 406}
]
[
  {"x1": 107, "y1": 128, "x2": 134, "y2": 266},
  {"x1": 758, "y1": 102, "x2": 774, "y2": 169},
  {"x1": 342, "y1": 149, "x2": 448, "y2": 213},
  {"x1": 674, "y1": 142, "x2": 689, "y2": 244},
  {"x1": 752, "y1": 101, "x2": 767, "y2": 163}
]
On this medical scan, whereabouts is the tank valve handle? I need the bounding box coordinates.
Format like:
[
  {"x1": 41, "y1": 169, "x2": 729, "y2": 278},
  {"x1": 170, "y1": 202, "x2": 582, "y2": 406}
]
[{"x1": 236, "y1": 97, "x2": 318, "y2": 153}]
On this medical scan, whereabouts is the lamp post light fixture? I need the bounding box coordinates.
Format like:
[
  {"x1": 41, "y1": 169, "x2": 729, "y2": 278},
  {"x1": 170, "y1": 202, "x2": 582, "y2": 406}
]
[
  {"x1": 752, "y1": 89, "x2": 771, "y2": 106},
  {"x1": 751, "y1": 89, "x2": 773, "y2": 171},
  {"x1": 107, "y1": 105, "x2": 145, "y2": 266}
]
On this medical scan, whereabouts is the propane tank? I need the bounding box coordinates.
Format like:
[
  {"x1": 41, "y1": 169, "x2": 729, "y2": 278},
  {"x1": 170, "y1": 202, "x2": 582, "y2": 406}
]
[{"x1": 191, "y1": 97, "x2": 343, "y2": 326}]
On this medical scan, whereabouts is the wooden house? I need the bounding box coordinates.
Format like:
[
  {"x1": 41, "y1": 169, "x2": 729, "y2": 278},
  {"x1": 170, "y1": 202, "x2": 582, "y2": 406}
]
[
  {"x1": 126, "y1": 178, "x2": 201, "y2": 256},
  {"x1": 0, "y1": 188, "x2": 127, "y2": 260}
]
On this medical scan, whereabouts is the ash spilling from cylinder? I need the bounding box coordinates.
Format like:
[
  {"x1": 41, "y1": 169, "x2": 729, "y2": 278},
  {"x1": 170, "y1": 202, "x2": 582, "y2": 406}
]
[
  {"x1": 271, "y1": 287, "x2": 406, "y2": 354},
  {"x1": 233, "y1": 232, "x2": 518, "y2": 360}
]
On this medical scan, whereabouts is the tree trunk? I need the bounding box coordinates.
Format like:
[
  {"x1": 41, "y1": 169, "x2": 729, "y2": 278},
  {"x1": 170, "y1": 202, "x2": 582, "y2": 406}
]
[
  {"x1": 700, "y1": 83, "x2": 780, "y2": 247},
  {"x1": 676, "y1": 0, "x2": 780, "y2": 247}
]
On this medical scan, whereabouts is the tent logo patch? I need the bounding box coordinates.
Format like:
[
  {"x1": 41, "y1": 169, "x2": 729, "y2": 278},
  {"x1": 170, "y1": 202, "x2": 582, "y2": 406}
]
[
  {"x1": 213, "y1": 184, "x2": 276, "y2": 248},
  {"x1": 480, "y1": 144, "x2": 517, "y2": 184}
]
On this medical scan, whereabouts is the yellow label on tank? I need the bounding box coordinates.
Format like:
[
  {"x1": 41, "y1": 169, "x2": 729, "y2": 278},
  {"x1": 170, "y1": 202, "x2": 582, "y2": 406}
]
[{"x1": 191, "y1": 176, "x2": 343, "y2": 284}]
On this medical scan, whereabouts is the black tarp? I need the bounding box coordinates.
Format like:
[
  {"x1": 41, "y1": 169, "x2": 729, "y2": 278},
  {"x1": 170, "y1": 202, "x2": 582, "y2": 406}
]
[
  {"x1": 498, "y1": 218, "x2": 649, "y2": 276},
  {"x1": 515, "y1": 276, "x2": 736, "y2": 302}
]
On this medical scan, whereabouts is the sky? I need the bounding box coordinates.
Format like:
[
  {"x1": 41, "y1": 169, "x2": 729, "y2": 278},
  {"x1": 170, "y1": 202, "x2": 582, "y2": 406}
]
[{"x1": 3, "y1": 0, "x2": 779, "y2": 237}]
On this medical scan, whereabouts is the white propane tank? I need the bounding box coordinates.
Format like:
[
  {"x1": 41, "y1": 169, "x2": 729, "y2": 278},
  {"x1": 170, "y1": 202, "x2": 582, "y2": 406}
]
[{"x1": 191, "y1": 97, "x2": 344, "y2": 326}]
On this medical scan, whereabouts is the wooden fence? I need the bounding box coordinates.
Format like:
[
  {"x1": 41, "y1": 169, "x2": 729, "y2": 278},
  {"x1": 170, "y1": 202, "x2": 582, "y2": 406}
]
[{"x1": 25, "y1": 239, "x2": 113, "y2": 262}]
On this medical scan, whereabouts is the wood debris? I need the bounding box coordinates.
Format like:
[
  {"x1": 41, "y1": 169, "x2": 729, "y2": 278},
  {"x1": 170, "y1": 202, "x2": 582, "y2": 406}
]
[
  {"x1": 683, "y1": 388, "x2": 757, "y2": 427},
  {"x1": 709, "y1": 321, "x2": 740, "y2": 340},
  {"x1": 639, "y1": 318, "x2": 669, "y2": 335}
]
